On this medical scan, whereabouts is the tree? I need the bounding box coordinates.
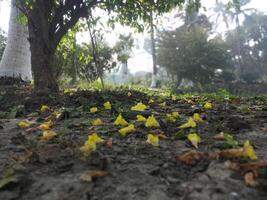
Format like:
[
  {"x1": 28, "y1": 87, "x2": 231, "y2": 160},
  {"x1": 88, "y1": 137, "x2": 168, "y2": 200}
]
[
  {"x1": 157, "y1": 23, "x2": 233, "y2": 89},
  {"x1": 0, "y1": 29, "x2": 6, "y2": 60},
  {"x1": 15, "y1": 0, "x2": 201, "y2": 93},
  {"x1": 0, "y1": 0, "x2": 31, "y2": 80},
  {"x1": 55, "y1": 31, "x2": 116, "y2": 84},
  {"x1": 114, "y1": 34, "x2": 134, "y2": 82},
  {"x1": 225, "y1": 13, "x2": 267, "y2": 83}
]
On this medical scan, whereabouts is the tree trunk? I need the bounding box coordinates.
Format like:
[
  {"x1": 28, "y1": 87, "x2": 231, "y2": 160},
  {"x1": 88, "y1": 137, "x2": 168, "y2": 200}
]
[
  {"x1": 0, "y1": 0, "x2": 31, "y2": 80},
  {"x1": 28, "y1": 25, "x2": 58, "y2": 94},
  {"x1": 150, "y1": 11, "x2": 157, "y2": 88}
]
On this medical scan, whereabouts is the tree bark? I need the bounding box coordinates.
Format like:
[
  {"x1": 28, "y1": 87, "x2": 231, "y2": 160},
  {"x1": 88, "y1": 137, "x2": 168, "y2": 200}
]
[
  {"x1": 28, "y1": 23, "x2": 58, "y2": 94},
  {"x1": 0, "y1": 0, "x2": 31, "y2": 80}
]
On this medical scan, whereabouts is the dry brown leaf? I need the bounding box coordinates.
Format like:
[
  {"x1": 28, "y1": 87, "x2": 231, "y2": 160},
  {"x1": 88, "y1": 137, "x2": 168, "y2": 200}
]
[
  {"x1": 79, "y1": 170, "x2": 110, "y2": 182},
  {"x1": 244, "y1": 172, "x2": 258, "y2": 187},
  {"x1": 10, "y1": 150, "x2": 33, "y2": 163},
  {"x1": 176, "y1": 150, "x2": 205, "y2": 165},
  {"x1": 219, "y1": 148, "x2": 244, "y2": 159},
  {"x1": 213, "y1": 132, "x2": 225, "y2": 141},
  {"x1": 106, "y1": 138, "x2": 113, "y2": 148}
]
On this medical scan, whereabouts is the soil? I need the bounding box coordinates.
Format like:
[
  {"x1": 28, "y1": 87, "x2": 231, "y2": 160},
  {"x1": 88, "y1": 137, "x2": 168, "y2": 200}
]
[{"x1": 0, "y1": 85, "x2": 267, "y2": 200}]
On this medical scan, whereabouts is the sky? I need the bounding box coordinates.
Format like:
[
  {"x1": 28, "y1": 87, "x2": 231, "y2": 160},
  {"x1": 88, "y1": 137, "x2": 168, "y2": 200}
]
[{"x1": 1, "y1": 0, "x2": 267, "y2": 73}]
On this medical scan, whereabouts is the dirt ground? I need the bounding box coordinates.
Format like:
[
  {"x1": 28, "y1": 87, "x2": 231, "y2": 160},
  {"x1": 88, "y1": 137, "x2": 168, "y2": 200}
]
[{"x1": 0, "y1": 85, "x2": 267, "y2": 200}]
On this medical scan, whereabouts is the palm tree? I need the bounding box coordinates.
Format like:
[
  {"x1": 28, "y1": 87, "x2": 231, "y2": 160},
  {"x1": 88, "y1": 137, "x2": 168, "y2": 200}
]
[
  {"x1": 212, "y1": 0, "x2": 255, "y2": 80},
  {"x1": 0, "y1": 0, "x2": 31, "y2": 80}
]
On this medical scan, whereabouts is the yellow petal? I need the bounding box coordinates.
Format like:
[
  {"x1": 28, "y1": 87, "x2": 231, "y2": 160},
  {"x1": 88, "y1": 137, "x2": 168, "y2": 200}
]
[
  {"x1": 159, "y1": 102, "x2": 166, "y2": 107},
  {"x1": 243, "y1": 140, "x2": 258, "y2": 160},
  {"x1": 131, "y1": 102, "x2": 147, "y2": 111},
  {"x1": 171, "y1": 95, "x2": 177, "y2": 101},
  {"x1": 179, "y1": 118, "x2": 196, "y2": 129},
  {"x1": 41, "y1": 130, "x2": 57, "y2": 141},
  {"x1": 166, "y1": 114, "x2": 176, "y2": 123},
  {"x1": 18, "y1": 121, "x2": 30, "y2": 129},
  {"x1": 146, "y1": 134, "x2": 159, "y2": 147},
  {"x1": 149, "y1": 99, "x2": 154, "y2": 103},
  {"x1": 40, "y1": 105, "x2": 50, "y2": 113},
  {"x1": 171, "y1": 112, "x2": 179, "y2": 118},
  {"x1": 80, "y1": 141, "x2": 96, "y2": 156},
  {"x1": 136, "y1": 115, "x2": 147, "y2": 122},
  {"x1": 204, "y1": 102, "x2": 212, "y2": 109},
  {"x1": 91, "y1": 118, "x2": 104, "y2": 126},
  {"x1": 187, "y1": 133, "x2": 201, "y2": 148},
  {"x1": 103, "y1": 101, "x2": 111, "y2": 110},
  {"x1": 88, "y1": 133, "x2": 104, "y2": 144},
  {"x1": 39, "y1": 120, "x2": 53, "y2": 130},
  {"x1": 193, "y1": 113, "x2": 203, "y2": 123},
  {"x1": 118, "y1": 124, "x2": 136, "y2": 136},
  {"x1": 145, "y1": 115, "x2": 160, "y2": 128},
  {"x1": 114, "y1": 114, "x2": 128, "y2": 126},
  {"x1": 90, "y1": 107, "x2": 98, "y2": 113}
]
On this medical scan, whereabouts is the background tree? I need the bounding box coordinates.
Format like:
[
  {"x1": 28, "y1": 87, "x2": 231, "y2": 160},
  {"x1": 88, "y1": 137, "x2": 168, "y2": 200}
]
[
  {"x1": 0, "y1": 0, "x2": 31, "y2": 80},
  {"x1": 0, "y1": 29, "x2": 6, "y2": 60},
  {"x1": 15, "y1": 0, "x2": 201, "y2": 93},
  {"x1": 157, "y1": 22, "x2": 234, "y2": 90}
]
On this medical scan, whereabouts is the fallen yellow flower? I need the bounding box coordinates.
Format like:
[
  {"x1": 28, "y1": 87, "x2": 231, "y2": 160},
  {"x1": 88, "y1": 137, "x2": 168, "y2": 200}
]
[
  {"x1": 40, "y1": 105, "x2": 50, "y2": 113},
  {"x1": 193, "y1": 113, "x2": 203, "y2": 123},
  {"x1": 179, "y1": 118, "x2": 196, "y2": 129},
  {"x1": 114, "y1": 114, "x2": 128, "y2": 126},
  {"x1": 41, "y1": 130, "x2": 57, "y2": 141},
  {"x1": 80, "y1": 140, "x2": 96, "y2": 156},
  {"x1": 88, "y1": 133, "x2": 104, "y2": 144},
  {"x1": 91, "y1": 118, "x2": 104, "y2": 126},
  {"x1": 18, "y1": 121, "x2": 30, "y2": 129},
  {"x1": 166, "y1": 114, "x2": 176, "y2": 123},
  {"x1": 146, "y1": 134, "x2": 159, "y2": 147},
  {"x1": 149, "y1": 99, "x2": 154, "y2": 104},
  {"x1": 172, "y1": 112, "x2": 180, "y2": 118},
  {"x1": 171, "y1": 95, "x2": 177, "y2": 101},
  {"x1": 136, "y1": 115, "x2": 147, "y2": 122},
  {"x1": 131, "y1": 102, "x2": 147, "y2": 111},
  {"x1": 90, "y1": 107, "x2": 98, "y2": 113},
  {"x1": 103, "y1": 101, "x2": 111, "y2": 110},
  {"x1": 145, "y1": 115, "x2": 160, "y2": 128},
  {"x1": 159, "y1": 102, "x2": 166, "y2": 107},
  {"x1": 203, "y1": 102, "x2": 212, "y2": 109},
  {"x1": 39, "y1": 120, "x2": 53, "y2": 130},
  {"x1": 187, "y1": 133, "x2": 201, "y2": 148},
  {"x1": 119, "y1": 124, "x2": 136, "y2": 136},
  {"x1": 243, "y1": 140, "x2": 258, "y2": 160}
]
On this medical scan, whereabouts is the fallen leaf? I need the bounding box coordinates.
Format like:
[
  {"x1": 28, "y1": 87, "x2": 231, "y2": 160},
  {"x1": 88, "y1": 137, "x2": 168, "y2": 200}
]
[
  {"x1": 176, "y1": 150, "x2": 205, "y2": 165},
  {"x1": 106, "y1": 138, "x2": 113, "y2": 148},
  {"x1": 80, "y1": 170, "x2": 110, "y2": 182},
  {"x1": 244, "y1": 172, "x2": 258, "y2": 187}
]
